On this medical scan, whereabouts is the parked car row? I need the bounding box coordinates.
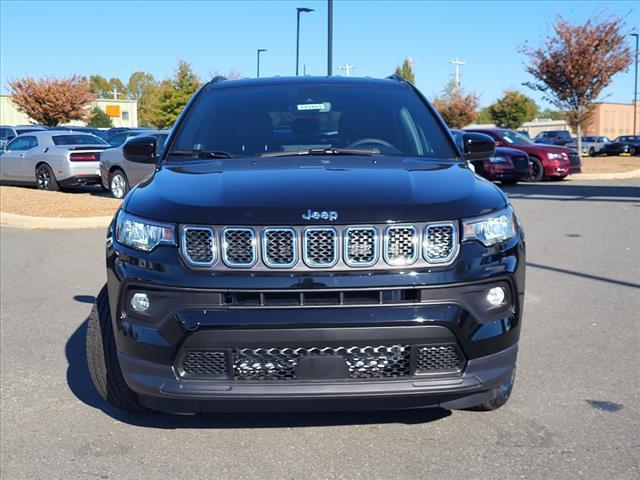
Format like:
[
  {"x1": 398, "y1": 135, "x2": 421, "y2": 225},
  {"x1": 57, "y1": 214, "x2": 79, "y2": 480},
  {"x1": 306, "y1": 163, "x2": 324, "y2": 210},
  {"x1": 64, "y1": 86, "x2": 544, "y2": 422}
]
[{"x1": 0, "y1": 125, "x2": 169, "y2": 195}]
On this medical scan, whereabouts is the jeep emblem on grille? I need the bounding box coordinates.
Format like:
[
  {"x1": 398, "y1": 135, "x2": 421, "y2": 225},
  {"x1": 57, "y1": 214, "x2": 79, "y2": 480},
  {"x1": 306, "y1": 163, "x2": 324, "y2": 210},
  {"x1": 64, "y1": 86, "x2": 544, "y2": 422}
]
[{"x1": 302, "y1": 209, "x2": 338, "y2": 221}]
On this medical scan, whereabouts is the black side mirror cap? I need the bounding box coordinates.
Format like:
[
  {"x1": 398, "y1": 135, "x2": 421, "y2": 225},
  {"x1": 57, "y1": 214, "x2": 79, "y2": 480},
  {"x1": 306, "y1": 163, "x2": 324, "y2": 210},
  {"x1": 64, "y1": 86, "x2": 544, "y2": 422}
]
[
  {"x1": 461, "y1": 132, "x2": 496, "y2": 161},
  {"x1": 122, "y1": 135, "x2": 157, "y2": 164}
]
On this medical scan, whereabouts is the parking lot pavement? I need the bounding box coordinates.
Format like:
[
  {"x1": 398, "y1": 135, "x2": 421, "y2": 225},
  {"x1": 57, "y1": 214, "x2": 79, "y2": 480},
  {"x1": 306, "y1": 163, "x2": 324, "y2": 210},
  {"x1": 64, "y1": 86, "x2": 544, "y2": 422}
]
[{"x1": 1, "y1": 179, "x2": 639, "y2": 480}]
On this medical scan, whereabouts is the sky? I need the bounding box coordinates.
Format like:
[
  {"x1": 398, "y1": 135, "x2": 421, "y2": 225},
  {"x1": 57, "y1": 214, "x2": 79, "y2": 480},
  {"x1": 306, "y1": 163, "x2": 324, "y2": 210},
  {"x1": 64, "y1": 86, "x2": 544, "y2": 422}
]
[{"x1": 0, "y1": 0, "x2": 638, "y2": 109}]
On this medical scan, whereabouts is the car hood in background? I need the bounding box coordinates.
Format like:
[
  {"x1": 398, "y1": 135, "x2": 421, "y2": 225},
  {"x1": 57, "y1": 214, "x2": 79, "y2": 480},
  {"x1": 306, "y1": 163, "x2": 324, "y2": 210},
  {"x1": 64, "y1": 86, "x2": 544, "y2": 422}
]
[{"x1": 124, "y1": 156, "x2": 507, "y2": 225}]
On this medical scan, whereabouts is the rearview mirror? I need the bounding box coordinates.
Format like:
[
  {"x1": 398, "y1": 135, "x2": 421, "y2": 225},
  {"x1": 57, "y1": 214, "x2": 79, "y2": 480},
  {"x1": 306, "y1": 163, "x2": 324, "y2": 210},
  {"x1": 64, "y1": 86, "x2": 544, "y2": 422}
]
[
  {"x1": 461, "y1": 132, "x2": 495, "y2": 161},
  {"x1": 122, "y1": 135, "x2": 157, "y2": 164}
]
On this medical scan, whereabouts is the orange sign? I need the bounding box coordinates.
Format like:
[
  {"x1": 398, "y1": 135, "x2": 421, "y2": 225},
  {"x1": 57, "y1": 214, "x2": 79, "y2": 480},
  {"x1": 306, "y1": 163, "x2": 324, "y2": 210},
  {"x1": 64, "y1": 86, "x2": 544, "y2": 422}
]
[{"x1": 106, "y1": 105, "x2": 121, "y2": 117}]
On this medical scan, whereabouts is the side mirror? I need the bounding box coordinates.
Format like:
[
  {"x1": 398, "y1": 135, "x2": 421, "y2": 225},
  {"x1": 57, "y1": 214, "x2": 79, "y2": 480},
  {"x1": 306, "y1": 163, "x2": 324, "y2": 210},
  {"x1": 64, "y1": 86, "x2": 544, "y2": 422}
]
[
  {"x1": 461, "y1": 132, "x2": 495, "y2": 161},
  {"x1": 122, "y1": 135, "x2": 157, "y2": 164}
]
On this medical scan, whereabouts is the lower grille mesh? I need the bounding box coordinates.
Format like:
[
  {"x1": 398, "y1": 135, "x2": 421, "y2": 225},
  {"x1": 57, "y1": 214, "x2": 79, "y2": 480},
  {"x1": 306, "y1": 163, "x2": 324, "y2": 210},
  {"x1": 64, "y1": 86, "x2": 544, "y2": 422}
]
[
  {"x1": 234, "y1": 345, "x2": 411, "y2": 380},
  {"x1": 179, "y1": 343, "x2": 465, "y2": 380}
]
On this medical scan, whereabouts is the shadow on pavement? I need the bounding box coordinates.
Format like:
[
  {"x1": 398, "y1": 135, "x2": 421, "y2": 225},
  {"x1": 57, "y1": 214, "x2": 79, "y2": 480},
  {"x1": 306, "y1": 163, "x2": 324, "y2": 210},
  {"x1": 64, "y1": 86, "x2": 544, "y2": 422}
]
[
  {"x1": 73, "y1": 295, "x2": 96, "y2": 304},
  {"x1": 502, "y1": 182, "x2": 640, "y2": 203},
  {"x1": 66, "y1": 317, "x2": 452, "y2": 429},
  {"x1": 527, "y1": 262, "x2": 640, "y2": 290}
]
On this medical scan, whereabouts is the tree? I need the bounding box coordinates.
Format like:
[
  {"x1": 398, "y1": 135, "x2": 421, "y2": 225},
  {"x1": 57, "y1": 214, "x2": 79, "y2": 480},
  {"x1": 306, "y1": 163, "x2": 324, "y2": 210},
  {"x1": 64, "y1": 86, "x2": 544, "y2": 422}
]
[
  {"x1": 87, "y1": 106, "x2": 113, "y2": 128},
  {"x1": 107, "y1": 77, "x2": 128, "y2": 99},
  {"x1": 394, "y1": 58, "x2": 415, "y2": 83},
  {"x1": 8, "y1": 76, "x2": 95, "y2": 126},
  {"x1": 539, "y1": 109, "x2": 566, "y2": 121},
  {"x1": 127, "y1": 71, "x2": 158, "y2": 126},
  {"x1": 488, "y1": 90, "x2": 538, "y2": 129},
  {"x1": 432, "y1": 80, "x2": 479, "y2": 128},
  {"x1": 89, "y1": 74, "x2": 111, "y2": 98},
  {"x1": 476, "y1": 107, "x2": 493, "y2": 125},
  {"x1": 147, "y1": 60, "x2": 201, "y2": 128},
  {"x1": 521, "y1": 14, "x2": 632, "y2": 156}
]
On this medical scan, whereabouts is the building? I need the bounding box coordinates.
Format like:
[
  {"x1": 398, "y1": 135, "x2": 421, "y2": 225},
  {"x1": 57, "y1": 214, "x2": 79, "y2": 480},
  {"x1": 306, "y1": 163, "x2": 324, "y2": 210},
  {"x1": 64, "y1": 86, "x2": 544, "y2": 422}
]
[
  {"x1": 0, "y1": 95, "x2": 138, "y2": 128},
  {"x1": 586, "y1": 100, "x2": 640, "y2": 138}
]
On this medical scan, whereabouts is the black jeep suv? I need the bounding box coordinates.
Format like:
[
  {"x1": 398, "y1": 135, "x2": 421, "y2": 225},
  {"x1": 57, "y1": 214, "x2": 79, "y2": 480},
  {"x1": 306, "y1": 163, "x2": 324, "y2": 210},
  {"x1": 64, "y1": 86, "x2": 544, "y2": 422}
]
[{"x1": 86, "y1": 75, "x2": 525, "y2": 414}]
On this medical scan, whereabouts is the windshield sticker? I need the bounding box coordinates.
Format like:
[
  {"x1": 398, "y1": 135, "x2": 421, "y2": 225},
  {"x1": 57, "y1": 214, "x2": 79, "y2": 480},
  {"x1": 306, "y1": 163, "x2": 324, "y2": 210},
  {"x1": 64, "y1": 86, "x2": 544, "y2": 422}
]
[{"x1": 297, "y1": 102, "x2": 331, "y2": 112}]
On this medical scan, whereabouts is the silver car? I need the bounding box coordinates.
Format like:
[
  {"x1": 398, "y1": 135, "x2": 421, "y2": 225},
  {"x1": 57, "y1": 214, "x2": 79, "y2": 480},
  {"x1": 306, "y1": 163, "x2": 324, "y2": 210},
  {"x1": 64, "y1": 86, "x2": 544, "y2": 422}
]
[
  {"x1": 100, "y1": 130, "x2": 169, "y2": 198},
  {"x1": 566, "y1": 136, "x2": 610, "y2": 156},
  {"x1": 0, "y1": 131, "x2": 109, "y2": 190}
]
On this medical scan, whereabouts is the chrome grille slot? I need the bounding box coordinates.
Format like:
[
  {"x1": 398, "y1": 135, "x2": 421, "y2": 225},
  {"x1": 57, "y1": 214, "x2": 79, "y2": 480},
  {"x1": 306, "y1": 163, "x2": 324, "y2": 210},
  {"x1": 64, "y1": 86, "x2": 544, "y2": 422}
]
[
  {"x1": 181, "y1": 226, "x2": 216, "y2": 266},
  {"x1": 222, "y1": 228, "x2": 256, "y2": 267},
  {"x1": 344, "y1": 227, "x2": 378, "y2": 266},
  {"x1": 424, "y1": 223, "x2": 457, "y2": 263},
  {"x1": 384, "y1": 225, "x2": 418, "y2": 265},
  {"x1": 263, "y1": 228, "x2": 297, "y2": 268},
  {"x1": 303, "y1": 228, "x2": 338, "y2": 267}
]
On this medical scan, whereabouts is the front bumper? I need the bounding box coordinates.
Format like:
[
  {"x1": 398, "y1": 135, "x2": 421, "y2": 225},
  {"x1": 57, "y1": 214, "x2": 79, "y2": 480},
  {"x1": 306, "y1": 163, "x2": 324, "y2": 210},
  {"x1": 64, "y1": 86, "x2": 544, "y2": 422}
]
[{"x1": 106, "y1": 226, "x2": 525, "y2": 413}]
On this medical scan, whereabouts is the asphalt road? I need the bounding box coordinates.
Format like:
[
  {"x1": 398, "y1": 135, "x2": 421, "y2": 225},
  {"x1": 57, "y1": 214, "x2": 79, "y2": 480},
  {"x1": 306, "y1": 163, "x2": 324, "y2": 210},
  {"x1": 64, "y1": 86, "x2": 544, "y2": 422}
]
[{"x1": 1, "y1": 179, "x2": 639, "y2": 480}]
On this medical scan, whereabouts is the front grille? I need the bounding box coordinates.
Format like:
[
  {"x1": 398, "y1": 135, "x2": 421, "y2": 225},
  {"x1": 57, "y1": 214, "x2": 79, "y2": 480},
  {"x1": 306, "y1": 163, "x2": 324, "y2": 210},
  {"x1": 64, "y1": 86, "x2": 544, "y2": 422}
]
[
  {"x1": 182, "y1": 227, "x2": 216, "y2": 266},
  {"x1": 344, "y1": 227, "x2": 377, "y2": 266},
  {"x1": 385, "y1": 225, "x2": 418, "y2": 265},
  {"x1": 179, "y1": 222, "x2": 459, "y2": 270},
  {"x1": 234, "y1": 345, "x2": 411, "y2": 380},
  {"x1": 415, "y1": 345, "x2": 464, "y2": 374},
  {"x1": 177, "y1": 343, "x2": 466, "y2": 380},
  {"x1": 263, "y1": 228, "x2": 296, "y2": 267},
  {"x1": 568, "y1": 152, "x2": 580, "y2": 166},
  {"x1": 222, "y1": 228, "x2": 256, "y2": 266},
  {"x1": 424, "y1": 223, "x2": 456, "y2": 262},
  {"x1": 511, "y1": 155, "x2": 529, "y2": 169},
  {"x1": 181, "y1": 350, "x2": 227, "y2": 376},
  {"x1": 304, "y1": 228, "x2": 338, "y2": 267}
]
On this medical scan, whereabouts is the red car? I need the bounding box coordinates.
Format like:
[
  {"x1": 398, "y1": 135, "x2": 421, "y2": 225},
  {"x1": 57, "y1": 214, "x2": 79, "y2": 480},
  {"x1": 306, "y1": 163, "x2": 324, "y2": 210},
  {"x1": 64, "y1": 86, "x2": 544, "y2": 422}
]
[{"x1": 465, "y1": 128, "x2": 580, "y2": 182}]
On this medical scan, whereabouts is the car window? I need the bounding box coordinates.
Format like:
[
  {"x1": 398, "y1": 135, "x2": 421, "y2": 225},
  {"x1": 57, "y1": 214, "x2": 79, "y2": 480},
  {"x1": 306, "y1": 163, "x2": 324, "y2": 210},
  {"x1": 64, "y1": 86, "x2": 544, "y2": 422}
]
[
  {"x1": 171, "y1": 84, "x2": 457, "y2": 159},
  {"x1": 497, "y1": 130, "x2": 532, "y2": 146},
  {"x1": 52, "y1": 134, "x2": 107, "y2": 146},
  {"x1": 5, "y1": 136, "x2": 34, "y2": 151},
  {"x1": 0, "y1": 127, "x2": 15, "y2": 140},
  {"x1": 14, "y1": 128, "x2": 43, "y2": 135},
  {"x1": 155, "y1": 134, "x2": 169, "y2": 155},
  {"x1": 28, "y1": 137, "x2": 39, "y2": 148},
  {"x1": 582, "y1": 137, "x2": 595, "y2": 142}
]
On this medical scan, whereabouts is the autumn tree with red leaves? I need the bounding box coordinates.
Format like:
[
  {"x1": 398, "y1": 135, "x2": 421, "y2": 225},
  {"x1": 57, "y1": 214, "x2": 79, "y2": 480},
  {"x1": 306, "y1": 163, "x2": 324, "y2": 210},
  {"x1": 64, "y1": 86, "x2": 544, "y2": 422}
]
[
  {"x1": 432, "y1": 80, "x2": 479, "y2": 128},
  {"x1": 521, "y1": 15, "x2": 633, "y2": 155},
  {"x1": 8, "y1": 76, "x2": 95, "y2": 126}
]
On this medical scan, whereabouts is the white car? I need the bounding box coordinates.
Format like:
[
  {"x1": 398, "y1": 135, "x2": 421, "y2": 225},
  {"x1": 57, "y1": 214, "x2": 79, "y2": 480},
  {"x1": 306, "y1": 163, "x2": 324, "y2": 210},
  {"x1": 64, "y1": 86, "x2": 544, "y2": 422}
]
[
  {"x1": 0, "y1": 131, "x2": 109, "y2": 190},
  {"x1": 565, "y1": 136, "x2": 610, "y2": 156}
]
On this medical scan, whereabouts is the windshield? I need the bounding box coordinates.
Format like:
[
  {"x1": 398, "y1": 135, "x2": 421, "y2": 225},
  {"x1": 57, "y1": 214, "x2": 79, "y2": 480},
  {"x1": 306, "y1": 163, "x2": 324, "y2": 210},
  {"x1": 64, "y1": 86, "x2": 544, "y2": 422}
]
[
  {"x1": 170, "y1": 83, "x2": 456, "y2": 159},
  {"x1": 498, "y1": 130, "x2": 533, "y2": 146},
  {"x1": 52, "y1": 134, "x2": 108, "y2": 145}
]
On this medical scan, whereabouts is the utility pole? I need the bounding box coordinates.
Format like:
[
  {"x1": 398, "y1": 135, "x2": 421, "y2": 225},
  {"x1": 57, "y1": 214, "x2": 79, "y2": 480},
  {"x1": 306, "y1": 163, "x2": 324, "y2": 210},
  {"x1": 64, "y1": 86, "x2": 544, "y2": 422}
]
[
  {"x1": 450, "y1": 57, "x2": 465, "y2": 89},
  {"x1": 632, "y1": 33, "x2": 639, "y2": 135},
  {"x1": 327, "y1": 0, "x2": 333, "y2": 76},
  {"x1": 257, "y1": 49, "x2": 267, "y2": 78},
  {"x1": 339, "y1": 64, "x2": 354, "y2": 77}
]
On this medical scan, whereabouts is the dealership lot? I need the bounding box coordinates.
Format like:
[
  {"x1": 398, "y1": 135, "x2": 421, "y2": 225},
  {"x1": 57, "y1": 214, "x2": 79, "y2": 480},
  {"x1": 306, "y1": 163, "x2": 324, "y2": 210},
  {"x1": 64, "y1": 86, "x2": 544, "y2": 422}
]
[{"x1": 1, "y1": 179, "x2": 638, "y2": 480}]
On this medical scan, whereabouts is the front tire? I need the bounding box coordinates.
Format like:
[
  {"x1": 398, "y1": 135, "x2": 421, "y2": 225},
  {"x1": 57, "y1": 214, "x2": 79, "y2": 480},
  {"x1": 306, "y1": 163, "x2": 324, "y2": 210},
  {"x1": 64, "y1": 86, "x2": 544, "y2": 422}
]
[
  {"x1": 523, "y1": 156, "x2": 544, "y2": 182},
  {"x1": 35, "y1": 164, "x2": 59, "y2": 191},
  {"x1": 588, "y1": 147, "x2": 595, "y2": 156},
  {"x1": 86, "y1": 285, "x2": 144, "y2": 413},
  {"x1": 469, "y1": 369, "x2": 515, "y2": 411},
  {"x1": 109, "y1": 169, "x2": 129, "y2": 199}
]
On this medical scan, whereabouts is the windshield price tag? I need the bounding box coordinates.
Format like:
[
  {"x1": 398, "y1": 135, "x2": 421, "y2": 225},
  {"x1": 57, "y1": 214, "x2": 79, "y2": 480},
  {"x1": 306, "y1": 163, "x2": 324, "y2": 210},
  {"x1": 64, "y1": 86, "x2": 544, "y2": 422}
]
[{"x1": 297, "y1": 102, "x2": 331, "y2": 112}]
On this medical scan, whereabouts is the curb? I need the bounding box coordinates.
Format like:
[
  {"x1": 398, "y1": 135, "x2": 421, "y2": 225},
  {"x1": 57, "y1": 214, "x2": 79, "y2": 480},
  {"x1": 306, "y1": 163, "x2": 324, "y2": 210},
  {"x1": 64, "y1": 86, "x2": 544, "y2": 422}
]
[
  {"x1": 0, "y1": 212, "x2": 112, "y2": 230},
  {"x1": 569, "y1": 168, "x2": 640, "y2": 180}
]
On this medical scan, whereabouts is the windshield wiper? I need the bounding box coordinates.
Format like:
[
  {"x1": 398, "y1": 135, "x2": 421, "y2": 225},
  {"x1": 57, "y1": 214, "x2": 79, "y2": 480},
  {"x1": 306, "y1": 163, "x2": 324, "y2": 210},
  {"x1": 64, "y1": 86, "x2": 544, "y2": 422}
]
[
  {"x1": 260, "y1": 147, "x2": 380, "y2": 158},
  {"x1": 169, "y1": 150, "x2": 235, "y2": 159}
]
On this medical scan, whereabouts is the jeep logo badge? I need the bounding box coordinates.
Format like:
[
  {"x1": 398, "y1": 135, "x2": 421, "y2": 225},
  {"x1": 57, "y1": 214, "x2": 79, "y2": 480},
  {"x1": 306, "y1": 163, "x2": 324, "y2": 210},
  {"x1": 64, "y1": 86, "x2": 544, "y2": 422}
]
[{"x1": 302, "y1": 209, "x2": 338, "y2": 221}]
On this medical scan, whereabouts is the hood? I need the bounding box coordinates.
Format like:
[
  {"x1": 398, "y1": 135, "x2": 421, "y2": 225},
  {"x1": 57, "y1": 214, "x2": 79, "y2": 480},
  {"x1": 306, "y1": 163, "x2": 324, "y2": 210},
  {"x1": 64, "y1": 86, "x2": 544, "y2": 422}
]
[
  {"x1": 125, "y1": 156, "x2": 507, "y2": 225},
  {"x1": 495, "y1": 146, "x2": 528, "y2": 157},
  {"x1": 508, "y1": 143, "x2": 573, "y2": 154}
]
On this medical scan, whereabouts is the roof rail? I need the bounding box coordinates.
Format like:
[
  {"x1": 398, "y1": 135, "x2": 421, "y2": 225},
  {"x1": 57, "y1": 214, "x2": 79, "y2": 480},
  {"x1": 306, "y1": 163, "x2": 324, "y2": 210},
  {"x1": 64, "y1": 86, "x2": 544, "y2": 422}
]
[{"x1": 209, "y1": 76, "x2": 228, "y2": 84}]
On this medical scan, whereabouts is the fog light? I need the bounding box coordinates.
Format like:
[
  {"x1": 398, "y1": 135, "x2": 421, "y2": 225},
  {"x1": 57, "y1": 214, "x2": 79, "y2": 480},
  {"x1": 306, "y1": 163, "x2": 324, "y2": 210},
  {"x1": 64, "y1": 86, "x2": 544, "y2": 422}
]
[
  {"x1": 486, "y1": 287, "x2": 505, "y2": 306},
  {"x1": 131, "y1": 292, "x2": 150, "y2": 312}
]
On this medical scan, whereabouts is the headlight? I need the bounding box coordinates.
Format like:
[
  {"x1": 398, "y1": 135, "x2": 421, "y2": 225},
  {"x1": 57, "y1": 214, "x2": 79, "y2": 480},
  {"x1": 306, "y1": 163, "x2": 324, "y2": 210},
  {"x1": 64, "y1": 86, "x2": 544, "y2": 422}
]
[
  {"x1": 547, "y1": 152, "x2": 563, "y2": 160},
  {"x1": 115, "y1": 211, "x2": 176, "y2": 252},
  {"x1": 462, "y1": 206, "x2": 517, "y2": 246},
  {"x1": 489, "y1": 155, "x2": 509, "y2": 163}
]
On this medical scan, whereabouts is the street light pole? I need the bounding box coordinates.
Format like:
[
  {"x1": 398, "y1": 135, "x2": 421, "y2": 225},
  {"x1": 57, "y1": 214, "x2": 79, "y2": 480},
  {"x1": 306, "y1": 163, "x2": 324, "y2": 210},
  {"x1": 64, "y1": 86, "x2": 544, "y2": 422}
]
[
  {"x1": 632, "y1": 33, "x2": 639, "y2": 135},
  {"x1": 296, "y1": 7, "x2": 314, "y2": 76},
  {"x1": 257, "y1": 49, "x2": 267, "y2": 78},
  {"x1": 327, "y1": 0, "x2": 333, "y2": 76}
]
